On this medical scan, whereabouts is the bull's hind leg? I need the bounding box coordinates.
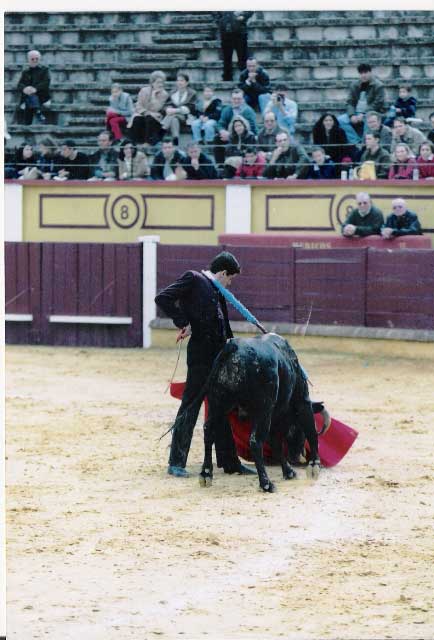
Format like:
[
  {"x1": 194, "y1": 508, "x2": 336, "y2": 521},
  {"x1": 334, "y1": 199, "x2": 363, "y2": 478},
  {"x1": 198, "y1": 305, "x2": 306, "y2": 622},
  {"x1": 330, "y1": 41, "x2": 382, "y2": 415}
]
[
  {"x1": 249, "y1": 404, "x2": 275, "y2": 493},
  {"x1": 298, "y1": 401, "x2": 321, "y2": 480},
  {"x1": 270, "y1": 427, "x2": 297, "y2": 480}
]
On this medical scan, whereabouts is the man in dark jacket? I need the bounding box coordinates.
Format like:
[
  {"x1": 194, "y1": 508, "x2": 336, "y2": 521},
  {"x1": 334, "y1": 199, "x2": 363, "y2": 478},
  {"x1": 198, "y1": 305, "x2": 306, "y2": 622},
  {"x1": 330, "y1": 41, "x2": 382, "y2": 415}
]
[
  {"x1": 238, "y1": 57, "x2": 271, "y2": 112},
  {"x1": 381, "y1": 198, "x2": 422, "y2": 239},
  {"x1": 54, "y1": 139, "x2": 89, "y2": 180},
  {"x1": 150, "y1": 137, "x2": 186, "y2": 180},
  {"x1": 217, "y1": 11, "x2": 253, "y2": 81},
  {"x1": 342, "y1": 192, "x2": 384, "y2": 237},
  {"x1": 88, "y1": 131, "x2": 118, "y2": 181},
  {"x1": 358, "y1": 132, "x2": 391, "y2": 179},
  {"x1": 17, "y1": 50, "x2": 51, "y2": 124},
  {"x1": 181, "y1": 142, "x2": 218, "y2": 180},
  {"x1": 257, "y1": 112, "x2": 283, "y2": 160},
  {"x1": 155, "y1": 251, "x2": 255, "y2": 477},
  {"x1": 263, "y1": 131, "x2": 310, "y2": 179}
]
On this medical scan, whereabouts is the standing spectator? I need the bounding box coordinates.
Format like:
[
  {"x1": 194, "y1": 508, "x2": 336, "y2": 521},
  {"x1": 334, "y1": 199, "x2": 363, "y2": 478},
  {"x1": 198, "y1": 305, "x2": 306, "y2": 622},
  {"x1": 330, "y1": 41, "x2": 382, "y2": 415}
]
[
  {"x1": 16, "y1": 50, "x2": 51, "y2": 124},
  {"x1": 388, "y1": 143, "x2": 417, "y2": 180},
  {"x1": 238, "y1": 57, "x2": 271, "y2": 112},
  {"x1": 54, "y1": 139, "x2": 89, "y2": 181},
  {"x1": 263, "y1": 131, "x2": 310, "y2": 180},
  {"x1": 365, "y1": 111, "x2": 393, "y2": 150},
  {"x1": 15, "y1": 142, "x2": 39, "y2": 179},
  {"x1": 428, "y1": 112, "x2": 434, "y2": 145},
  {"x1": 105, "y1": 83, "x2": 133, "y2": 141},
  {"x1": 341, "y1": 193, "x2": 384, "y2": 237},
  {"x1": 190, "y1": 86, "x2": 222, "y2": 145},
  {"x1": 180, "y1": 142, "x2": 218, "y2": 180},
  {"x1": 263, "y1": 84, "x2": 298, "y2": 136},
  {"x1": 384, "y1": 83, "x2": 417, "y2": 127},
  {"x1": 36, "y1": 136, "x2": 59, "y2": 179},
  {"x1": 223, "y1": 115, "x2": 257, "y2": 178},
  {"x1": 161, "y1": 72, "x2": 197, "y2": 146},
  {"x1": 88, "y1": 131, "x2": 118, "y2": 181},
  {"x1": 305, "y1": 147, "x2": 336, "y2": 179},
  {"x1": 126, "y1": 70, "x2": 168, "y2": 146},
  {"x1": 217, "y1": 11, "x2": 253, "y2": 81},
  {"x1": 235, "y1": 147, "x2": 266, "y2": 179},
  {"x1": 416, "y1": 142, "x2": 434, "y2": 180},
  {"x1": 150, "y1": 137, "x2": 186, "y2": 181},
  {"x1": 338, "y1": 63, "x2": 386, "y2": 144},
  {"x1": 312, "y1": 113, "x2": 350, "y2": 166},
  {"x1": 117, "y1": 140, "x2": 150, "y2": 180},
  {"x1": 391, "y1": 117, "x2": 427, "y2": 157},
  {"x1": 257, "y1": 112, "x2": 284, "y2": 160},
  {"x1": 358, "y1": 132, "x2": 391, "y2": 179},
  {"x1": 214, "y1": 89, "x2": 257, "y2": 165},
  {"x1": 381, "y1": 198, "x2": 422, "y2": 239}
]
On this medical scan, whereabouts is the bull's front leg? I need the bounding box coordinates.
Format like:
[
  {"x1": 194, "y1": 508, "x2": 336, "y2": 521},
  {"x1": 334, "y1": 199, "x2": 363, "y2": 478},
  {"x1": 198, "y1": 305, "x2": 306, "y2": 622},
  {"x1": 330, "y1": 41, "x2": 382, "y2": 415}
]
[
  {"x1": 270, "y1": 427, "x2": 296, "y2": 481},
  {"x1": 298, "y1": 401, "x2": 321, "y2": 479},
  {"x1": 199, "y1": 417, "x2": 214, "y2": 487},
  {"x1": 250, "y1": 407, "x2": 275, "y2": 492}
]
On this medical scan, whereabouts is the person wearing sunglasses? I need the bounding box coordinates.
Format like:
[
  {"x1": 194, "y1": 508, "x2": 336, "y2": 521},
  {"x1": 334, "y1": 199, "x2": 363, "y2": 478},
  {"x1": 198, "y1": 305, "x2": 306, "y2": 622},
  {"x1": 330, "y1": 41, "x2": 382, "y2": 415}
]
[
  {"x1": 341, "y1": 192, "x2": 384, "y2": 237},
  {"x1": 16, "y1": 50, "x2": 51, "y2": 125},
  {"x1": 381, "y1": 198, "x2": 422, "y2": 239}
]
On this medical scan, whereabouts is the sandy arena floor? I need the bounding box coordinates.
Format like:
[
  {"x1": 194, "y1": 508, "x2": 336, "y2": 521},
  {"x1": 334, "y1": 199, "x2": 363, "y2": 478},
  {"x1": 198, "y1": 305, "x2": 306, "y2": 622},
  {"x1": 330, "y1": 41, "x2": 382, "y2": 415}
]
[{"x1": 5, "y1": 336, "x2": 434, "y2": 640}]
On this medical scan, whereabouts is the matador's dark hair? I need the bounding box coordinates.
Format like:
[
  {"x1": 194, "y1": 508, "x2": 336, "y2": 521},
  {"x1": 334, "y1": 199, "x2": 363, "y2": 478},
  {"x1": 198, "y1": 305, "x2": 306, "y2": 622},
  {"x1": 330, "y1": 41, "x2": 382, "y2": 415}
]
[{"x1": 209, "y1": 251, "x2": 241, "y2": 275}]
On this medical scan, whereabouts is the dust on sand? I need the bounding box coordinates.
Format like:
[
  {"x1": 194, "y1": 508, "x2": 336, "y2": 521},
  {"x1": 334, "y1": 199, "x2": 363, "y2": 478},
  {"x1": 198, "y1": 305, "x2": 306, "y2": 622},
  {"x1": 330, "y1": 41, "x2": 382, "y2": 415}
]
[{"x1": 5, "y1": 337, "x2": 434, "y2": 640}]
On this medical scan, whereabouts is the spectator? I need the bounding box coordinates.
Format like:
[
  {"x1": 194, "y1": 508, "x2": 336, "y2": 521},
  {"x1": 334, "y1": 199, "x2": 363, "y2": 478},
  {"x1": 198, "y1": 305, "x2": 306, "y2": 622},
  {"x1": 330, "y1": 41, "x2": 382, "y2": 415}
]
[
  {"x1": 235, "y1": 147, "x2": 266, "y2": 179},
  {"x1": 305, "y1": 146, "x2": 336, "y2": 179},
  {"x1": 263, "y1": 131, "x2": 310, "y2": 180},
  {"x1": 365, "y1": 111, "x2": 393, "y2": 150},
  {"x1": 358, "y1": 132, "x2": 391, "y2": 179},
  {"x1": 238, "y1": 57, "x2": 271, "y2": 112},
  {"x1": 117, "y1": 140, "x2": 150, "y2": 180},
  {"x1": 381, "y1": 198, "x2": 422, "y2": 239},
  {"x1": 217, "y1": 11, "x2": 253, "y2": 81},
  {"x1": 190, "y1": 86, "x2": 222, "y2": 145},
  {"x1": 54, "y1": 139, "x2": 89, "y2": 181},
  {"x1": 312, "y1": 113, "x2": 350, "y2": 166},
  {"x1": 428, "y1": 112, "x2": 434, "y2": 145},
  {"x1": 126, "y1": 70, "x2": 168, "y2": 146},
  {"x1": 223, "y1": 115, "x2": 257, "y2": 178},
  {"x1": 150, "y1": 136, "x2": 186, "y2": 181},
  {"x1": 391, "y1": 117, "x2": 427, "y2": 157},
  {"x1": 161, "y1": 72, "x2": 197, "y2": 146},
  {"x1": 417, "y1": 142, "x2": 434, "y2": 180},
  {"x1": 88, "y1": 131, "x2": 118, "y2": 181},
  {"x1": 180, "y1": 142, "x2": 218, "y2": 180},
  {"x1": 16, "y1": 50, "x2": 51, "y2": 125},
  {"x1": 263, "y1": 84, "x2": 298, "y2": 136},
  {"x1": 257, "y1": 112, "x2": 284, "y2": 160},
  {"x1": 4, "y1": 145, "x2": 17, "y2": 179},
  {"x1": 105, "y1": 83, "x2": 133, "y2": 141},
  {"x1": 15, "y1": 142, "x2": 39, "y2": 180},
  {"x1": 214, "y1": 89, "x2": 257, "y2": 165},
  {"x1": 388, "y1": 143, "x2": 417, "y2": 180},
  {"x1": 36, "y1": 136, "x2": 59, "y2": 179},
  {"x1": 338, "y1": 63, "x2": 386, "y2": 144},
  {"x1": 384, "y1": 83, "x2": 417, "y2": 127},
  {"x1": 341, "y1": 192, "x2": 384, "y2": 237}
]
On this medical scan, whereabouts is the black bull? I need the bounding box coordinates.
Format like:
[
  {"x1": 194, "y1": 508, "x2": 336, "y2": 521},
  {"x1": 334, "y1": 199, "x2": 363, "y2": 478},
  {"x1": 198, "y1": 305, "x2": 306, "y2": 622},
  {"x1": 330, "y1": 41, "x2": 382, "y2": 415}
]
[{"x1": 200, "y1": 333, "x2": 321, "y2": 492}]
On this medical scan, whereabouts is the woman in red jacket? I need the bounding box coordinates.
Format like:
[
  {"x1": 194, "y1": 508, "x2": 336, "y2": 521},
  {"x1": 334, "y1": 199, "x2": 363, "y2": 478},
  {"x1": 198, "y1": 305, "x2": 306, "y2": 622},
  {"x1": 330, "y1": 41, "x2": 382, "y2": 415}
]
[
  {"x1": 416, "y1": 141, "x2": 434, "y2": 179},
  {"x1": 388, "y1": 143, "x2": 417, "y2": 180}
]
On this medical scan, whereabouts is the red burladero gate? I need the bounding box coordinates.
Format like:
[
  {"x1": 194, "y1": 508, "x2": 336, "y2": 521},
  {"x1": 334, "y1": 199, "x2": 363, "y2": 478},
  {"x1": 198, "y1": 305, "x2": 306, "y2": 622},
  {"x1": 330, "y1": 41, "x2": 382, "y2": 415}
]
[{"x1": 5, "y1": 243, "x2": 143, "y2": 347}]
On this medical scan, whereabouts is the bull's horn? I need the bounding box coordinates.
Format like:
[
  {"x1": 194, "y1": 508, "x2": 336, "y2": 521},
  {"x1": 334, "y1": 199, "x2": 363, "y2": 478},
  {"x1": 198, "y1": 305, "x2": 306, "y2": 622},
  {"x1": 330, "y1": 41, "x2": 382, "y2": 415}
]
[{"x1": 317, "y1": 408, "x2": 331, "y2": 436}]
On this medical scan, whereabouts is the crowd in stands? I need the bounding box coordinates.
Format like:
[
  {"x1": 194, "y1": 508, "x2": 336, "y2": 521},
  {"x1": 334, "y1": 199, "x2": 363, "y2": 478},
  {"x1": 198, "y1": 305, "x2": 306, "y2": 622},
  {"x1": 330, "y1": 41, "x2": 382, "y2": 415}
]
[{"x1": 6, "y1": 49, "x2": 434, "y2": 183}]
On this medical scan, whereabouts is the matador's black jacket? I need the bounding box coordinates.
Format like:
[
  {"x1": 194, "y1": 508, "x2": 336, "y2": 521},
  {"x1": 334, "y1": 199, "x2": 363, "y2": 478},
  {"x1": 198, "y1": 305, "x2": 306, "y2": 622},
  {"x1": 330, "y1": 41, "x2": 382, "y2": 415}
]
[{"x1": 155, "y1": 270, "x2": 233, "y2": 366}]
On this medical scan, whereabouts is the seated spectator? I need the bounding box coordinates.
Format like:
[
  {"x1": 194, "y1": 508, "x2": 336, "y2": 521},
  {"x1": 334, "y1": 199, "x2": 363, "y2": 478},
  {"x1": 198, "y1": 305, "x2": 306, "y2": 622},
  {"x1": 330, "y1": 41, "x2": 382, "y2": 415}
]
[
  {"x1": 190, "y1": 86, "x2": 222, "y2": 145},
  {"x1": 36, "y1": 136, "x2": 59, "y2": 180},
  {"x1": 150, "y1": 136, "x2": 186, "y2": 181},
  {"x1": 428, "y1": 112, "x2": 434, "y2": 145},
  {"x1": 381, "y1": 198, "x2": 422, "y2": 239},
  {"x1": 341, "y1": 192, "x2": 384, "y2": 237},
  {"x1": 223, "y1": 115, "x2": 257, "y2": 178},
  {"x1": 263, "y1": 83, "x2": 298, "y2": 135},
  {"x1": 54, "y1": 139, "x2": 89, "y2": 181},
  {"x1": 263, "y1": 131, "x2": 310, "y2": 180},
  {"x1": 384, "y1": 83, "x2": 417, "y2": 127},
  {"x1": 161, "y1": 72, "x2": 197, "y2": 146},
  {"x1": 180, "y1": 142, "x2": 218, "y2": 180},
  {"x1": 391, "y1": 117, "x2": 427, "y2": 157},
  {"x1": 235, "y1": 147, "x2": 266, "y2": 179},
  {"x1": 388, "y1": 143, "x2": 417, "y2": 180},
  {"x1": 15, "y1": 142, "x2": 39, "y2": 180},
  {"x1": 365, "y1": 111, "x2": 392, "y2": 150},
  {"x1": 358, "y1": 132, "x2": 391, "y2": 179},
  {"x1": 105, "y1": 83, "x2": 133, "y2": 141},
  {"x1": 4, "y1": 145, "x2": 17, "y2": 179},
  {"x1": 214, "y1": 88, "x2": 257, "y2": 165},
  {"x1": 416, "y1": 141, "x2": 434, "y2": 180},
  {"x1": 88, "y1": 131, "x2": 118, "y2": 181},
  {"x1": 306, "y1": 146, "x2": 336, "y2": 179},
  {"x1": 338, "y1": 63, "x2": 386, "y2": 144},
  {"x1": 238, "y1": 57, "x2": 271, "y2": 113},
  {"x1": 257, "y1": 112, "x2": 284, "y2": 160},
  {"x1": 312, "y1": 113, "x2": 350, "y2": 166},
  {"x1": 17, "y1": 50, "x2": 50, "y2": 125},
  {"x1": 126, "y1": 70, "x2": 168, "y2": 146},
  {"x1": 117, "y1": 140, "x2": 150, "y2": 180}
]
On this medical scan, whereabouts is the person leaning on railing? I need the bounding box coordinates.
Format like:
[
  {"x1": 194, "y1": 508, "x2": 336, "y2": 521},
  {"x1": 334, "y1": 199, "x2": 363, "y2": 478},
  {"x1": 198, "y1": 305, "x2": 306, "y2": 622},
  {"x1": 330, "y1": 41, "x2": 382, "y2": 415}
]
[{"x1": 416, "y1": 141, "x2": 434, "y2": 179}]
